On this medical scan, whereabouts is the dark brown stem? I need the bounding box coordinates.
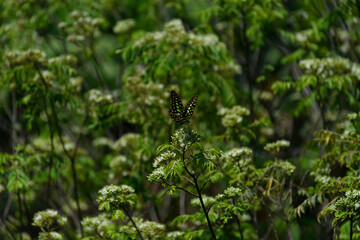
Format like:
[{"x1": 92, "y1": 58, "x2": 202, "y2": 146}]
[
  {"x1": 124, "y1": 209, "x2": 144, "y2": 240},
  {"x1": 161, "y1": 179, "x2": 198, "y2": 197},
  {"x1": 233, "y1": 213, "x2": 244, "y2": 240},
  {"x1": 180, "y1": 145, "x2": 217, "y2": 239},
  {"x1": 193, "y1": 176, "x2": 217, "y2": 240}
]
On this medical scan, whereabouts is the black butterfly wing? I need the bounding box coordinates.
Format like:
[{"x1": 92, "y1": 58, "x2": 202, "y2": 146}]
[
  {"x1": 180, "y1": 92, "x2": 198, "y2": 124},
  {"x1": 169, "y1": 90, "x2": 184, "y2": 122}
]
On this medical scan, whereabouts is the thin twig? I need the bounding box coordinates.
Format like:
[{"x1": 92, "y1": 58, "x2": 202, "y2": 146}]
[
  {"x1": 123, "y1": 209, "x2": 144, "y2": 240},
  {"x1": 161, "y1": 179, "x2": 198, "y2": 197}
]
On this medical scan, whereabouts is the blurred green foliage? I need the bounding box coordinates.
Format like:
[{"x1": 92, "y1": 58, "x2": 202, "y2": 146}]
[{"x1": 1, "y1": 0, "x2": 360, "y2": 239}]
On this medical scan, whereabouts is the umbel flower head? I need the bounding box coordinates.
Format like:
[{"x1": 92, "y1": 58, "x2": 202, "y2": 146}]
[
  {"x1": 216, "y1": 186, "x2": 243, "y2": 201},
  {"x1": 171, "y1": 128, "x2": 200, "y2": 150},
  {"x1": 264, "y1": 140, "x2": 290, "y2": 154},
  {"x1": 32, "y1": 209, "x2": 67, "y2": 231},
  {"x1": 225, "y1": 147, "x2": 252, "y2": 163},
  {"x1": 148, "y1": 166, "x2": 165, "y2": 183},
  {"x1": 217, "y1": 105, "x2": 250, "y2": 128},
  {"x1": 334, "y1": 190, "x2": 360, "y2": 213},
  {"x1": 38, "y1": 232, "x2": 63, "y2": 240},
  {"x1": 97, "y1": 184, "x2": 137, "y2": 210}
]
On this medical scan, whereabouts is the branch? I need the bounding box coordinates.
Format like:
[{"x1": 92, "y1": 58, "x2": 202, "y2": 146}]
[
  {"x1": 161, "y1": 179, "x2": 198, "y2": 197},
  {"x1": 200, "y1": 179, "x2": 211, "y2": 192},
  {"x1": 182, "y1": 175, "x2": 195, "y2": 185}
]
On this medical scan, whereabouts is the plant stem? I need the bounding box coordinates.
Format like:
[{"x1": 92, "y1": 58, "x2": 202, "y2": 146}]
[
  {"x1": 181, "y1": 146, "x2": 217, "y2": 239},
  {"x1": 193, "y1": 177, "x2": 217, "y2": 240},
  {"x1": 234, "y1": 214, "x2": 244, "y2": 240},
  {"x1": 124, "y1": 209, "x2": 144, "y2": 240}
]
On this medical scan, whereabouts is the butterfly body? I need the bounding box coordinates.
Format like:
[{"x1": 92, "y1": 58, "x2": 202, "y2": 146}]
[{"x1": 169, "y1": 90, "x2": 198, "y2": 125}]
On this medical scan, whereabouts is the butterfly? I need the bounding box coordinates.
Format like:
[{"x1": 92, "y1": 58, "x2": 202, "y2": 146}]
[{"x1": 169, "y1": 90, "x2": 198, "y2": 125}]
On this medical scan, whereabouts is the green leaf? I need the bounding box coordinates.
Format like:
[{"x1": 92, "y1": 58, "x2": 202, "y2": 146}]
[
  {"x1": 164, "y1": 160, "x2": 183, "y2": 179},
  {"x1": 193, "y1": 142, "x2": 204, "y2": 151},
  {"x1": 156, "y1": 144, "x2": 173, "y2": 155},
  {"x1": 99, "y1": 201, "x2": 110, "y2": 212},
  {"x1": 112, "y1": 209, "x2": 125, "y2": 221},
  {"x1": 206, "y1": 148, "x2": 223, "y2": 158}
]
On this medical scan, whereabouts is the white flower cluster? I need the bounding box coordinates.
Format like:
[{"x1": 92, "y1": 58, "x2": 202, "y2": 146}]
[
  {"x1": 153, "y1": 150, "x2": 176, "y2": 167},
  {"x1": 347, "y1": 112, "x2": 359, "y2": 121},
  {"x1": 113, "y1": 19, "x2": 135, "y2": 34},
  {"x1": 71, "y1": 11, "x2": 104, "y2": 30},
  {"x1": 97, "y1": 184, "x2": 135, "y2": 206},
  {"x1": 264, "y1": 140, "x2": 290, "y2": 154},
  {"x1": 295, "y1": 29, "x2": 315, "y2": 45},
  {"x1": 112, "y1": 133, "x2": 139, "y2": 151},
  {"x1": 48, "y1": 55, "x2": 77, "y2": 65},
  {"x1": 39, "y1": 232, "x2": 63, "y2": 240},
  {"x1": 62, "y1": 11, "x2": 104, "y2": 44},
  {"x1": 82, "y1": 214, "x2": 108, "y2": 236},
  {"x1": 335, "y1": 190, "x2": 360, "y2": 212},
  {"x1": 213, "y1": 61, "x2": 241, "y2": 75},
  {"x1": 167, "y1": 231, "x2": 183, "y2": 238},
  {"x1": 226, "y1": 147, "x2": 252, "y2": 160},
  {"x1": 32, "y1": 70, "x2": 54, "y2": 86},
  {"x1": 351, "y1": 64, "x2": 360, "y2": 80},
  {"x1": 138, "y1": 220, "x2": 166, "y2": 238},
  {"x1": 218, "y1": 105, "x2": 250, "y2": 128},
  {"x1": 187, "y1": 33, "x2": 218, "y2": 46},
  {"x1": 93, "y1": 137, "x2": 113, "y2": 147},
  {"x1": 109, "y1": 155, "x2": 128, "y2": 169},
  {"x1": 164, "y1": 19, "x2": 186, "y2": 36},
  {"x1": 87, "y1": 89, "x2": 113, "y2": 104},
  {"x1": 216, "y1": 186, "x2": 243, "y2": 201},
  {"x1": 4, "y1": 49, "x2": 47, "y2": 66},
  {"x1": 223, "y1": 186, "x2": 243, "y2": 198},
  {"x1": 345, "y1": 190, "x2": 360, "y2": 198},
  {"x1": 33, "y1": 209, "x2": 67, "y2": 229},
  {"x1": 124, "y1": 76, "x2": 167, "y2": 110},
  {"x1": 132, "y1": 19, "x2": 226, "y2": 49},
  {"x1": 148, "y1": 167, "x2": 165, "y2": 182},
  {"x1": 316, "y1": 175, "x2": 331, "y2": 184},
  {"x1": 275, "y1": 161, "x2": 296, "y2": 175},
  {"x1": 171, "y1": 128, "x2": 200, "y2": 149},
  {"x1": 66, "y1": 34, "x2": 86, "y2": 43},
  {"x1": 331, "y1": 29, "x2": 350, "y2": 53},
  {"x1": 299, "y1": 57, "x2": 352, "y2": 79},
  {"x1": 133, "y1": 31, "x2": 166, "y2": 47},
  {"x1": 68, "y1": 77, "x2": 83, "y2": 92},
  {"x1": 134, "y1": 19, "x2": 186, "y2": 47}
]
